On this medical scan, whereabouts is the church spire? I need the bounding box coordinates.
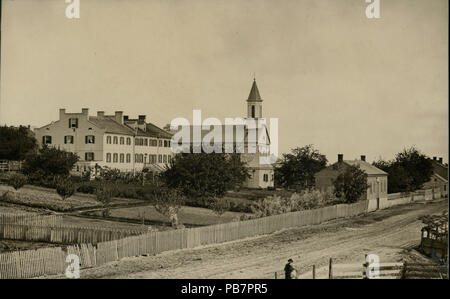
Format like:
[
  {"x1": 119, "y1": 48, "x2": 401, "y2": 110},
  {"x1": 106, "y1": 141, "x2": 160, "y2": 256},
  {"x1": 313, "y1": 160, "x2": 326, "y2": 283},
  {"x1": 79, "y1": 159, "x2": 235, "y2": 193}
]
[
  {"x1": 246, "y1": 79, "x2": 263, "y2": 119},
  {"x1": 247, "y1": 79, "x2": 262, "y2": 102}
]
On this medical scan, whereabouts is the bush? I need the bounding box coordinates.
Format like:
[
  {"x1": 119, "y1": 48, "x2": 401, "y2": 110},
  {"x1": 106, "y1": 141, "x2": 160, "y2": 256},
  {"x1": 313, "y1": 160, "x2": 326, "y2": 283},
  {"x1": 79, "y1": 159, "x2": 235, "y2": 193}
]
[
  {"x1": 7, "y1": 173, "x2": 27, "y2": 190},
  {"x1": 208, "y1": 197, "x2": 231, "y2": 216},
  {"x1": 250, "y1": 189, "x2": 341, "y2": 218},
  {"x1": 95, "y1": 181, "x2": 117, "y2": 217},
  {"x1": 23, "y1": 146, "x2": 79, "y2": 177},
  {"x1": 55, "y1": 176, "x2": 75, "y2": 200}
]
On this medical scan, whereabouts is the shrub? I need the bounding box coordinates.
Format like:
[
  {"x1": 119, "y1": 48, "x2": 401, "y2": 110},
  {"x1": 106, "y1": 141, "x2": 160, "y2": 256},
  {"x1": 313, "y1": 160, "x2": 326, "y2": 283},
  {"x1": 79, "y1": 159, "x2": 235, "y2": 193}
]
[
  {"x1": 250, "y1": 189, "x2": 341, "y2": 218},
  {"x1": 208, "y1": 197, "x2": 231, "y2": 216},
  {"x1": 7, "y1": 173, "x2": 27, "y2": 190},
  {"x1": 95, "y1": 181, "x2": 117, "y2": 217},
  {"x1": 55, "y1": 176, "x2": 75, "y2": 200}
]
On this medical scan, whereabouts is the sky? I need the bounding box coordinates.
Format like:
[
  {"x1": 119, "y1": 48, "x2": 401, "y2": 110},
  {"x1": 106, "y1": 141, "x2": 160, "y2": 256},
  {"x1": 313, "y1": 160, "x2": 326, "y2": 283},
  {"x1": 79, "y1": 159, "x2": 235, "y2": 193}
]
[{"x1": 0, "y1": 0, "x2": 448, "y2": 164}]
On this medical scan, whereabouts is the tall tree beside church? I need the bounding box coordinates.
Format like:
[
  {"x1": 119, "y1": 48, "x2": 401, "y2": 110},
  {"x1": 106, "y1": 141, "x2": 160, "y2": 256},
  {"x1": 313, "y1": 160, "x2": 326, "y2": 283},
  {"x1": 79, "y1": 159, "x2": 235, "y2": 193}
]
[
  {"x1": 275, "y1": 145, "x2": 327, "y2": 190},
  {"x1": 0, "y1": 126, "x2": 37, "y2": 160},
  {"x1": 161, "y1": 152, "x2": 249, "y2": 201}
]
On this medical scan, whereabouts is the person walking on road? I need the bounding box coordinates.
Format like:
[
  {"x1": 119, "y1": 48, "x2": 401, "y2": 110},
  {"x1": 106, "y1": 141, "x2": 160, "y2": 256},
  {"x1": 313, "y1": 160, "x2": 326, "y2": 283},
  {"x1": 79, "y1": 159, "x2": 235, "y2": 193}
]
[{"x1": 284, "y1": 258, "x2": 297, "y2": 279}]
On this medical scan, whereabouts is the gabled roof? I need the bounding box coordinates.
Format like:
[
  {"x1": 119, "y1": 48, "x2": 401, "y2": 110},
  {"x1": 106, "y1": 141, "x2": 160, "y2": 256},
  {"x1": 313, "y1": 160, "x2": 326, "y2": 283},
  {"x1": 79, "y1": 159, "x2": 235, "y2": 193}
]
[
  {"x1": 88, "y1": 116, "x2": 135, "y2": 135},
  {"x1": 247, "y1": 79, "x2": 262, "y2": 101},
  {"x1": 344, "y1": 160, "x2": 388, "y2": 176},
  {"x1": 135, "y1": 123, "x2": 173, "y2": 139},
  {"x1": 432, "y1": 160, "x2": 448, "y2": 180}
]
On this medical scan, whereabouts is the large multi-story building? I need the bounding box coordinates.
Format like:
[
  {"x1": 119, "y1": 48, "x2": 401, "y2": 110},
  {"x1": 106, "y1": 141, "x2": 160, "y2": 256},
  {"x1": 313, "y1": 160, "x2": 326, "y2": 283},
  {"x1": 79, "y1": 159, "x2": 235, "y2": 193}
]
[{"x1": 34, "y1": 108, "x2": 174, "y2": 174}]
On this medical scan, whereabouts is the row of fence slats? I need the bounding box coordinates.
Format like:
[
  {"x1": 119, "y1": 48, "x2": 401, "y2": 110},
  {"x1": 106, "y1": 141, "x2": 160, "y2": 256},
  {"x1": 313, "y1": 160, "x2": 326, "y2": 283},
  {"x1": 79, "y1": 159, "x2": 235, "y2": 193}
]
[
  {"x1": 0, "y1": 199, "x2": 381, "y2": 278},
  {"x1": 0, "y1": 223, "x2": 146, "y2": 244},
  {"x1": 0, "y1": 213, "x2": 62, "y2": 226}
]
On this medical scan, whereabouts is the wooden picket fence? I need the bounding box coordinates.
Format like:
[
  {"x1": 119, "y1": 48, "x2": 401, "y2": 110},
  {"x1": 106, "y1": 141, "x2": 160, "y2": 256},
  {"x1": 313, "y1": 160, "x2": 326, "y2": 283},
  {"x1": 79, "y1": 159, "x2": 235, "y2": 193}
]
[
  {"x1": 0, "y1": 200, "x2": 369, "y2": 278},
  {"x1": 0, "y1": 223, "x2": 148, "y2": 245},
  {"x1": 0, "y1": 213, "x2": 62, "y2": 227}
]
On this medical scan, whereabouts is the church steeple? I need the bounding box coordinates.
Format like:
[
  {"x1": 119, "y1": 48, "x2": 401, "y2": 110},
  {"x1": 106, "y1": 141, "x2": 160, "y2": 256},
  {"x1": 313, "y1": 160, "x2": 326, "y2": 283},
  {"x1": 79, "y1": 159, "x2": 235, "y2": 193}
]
[{"x1": 247, "y1": 79, "x2": 263, "y2": 119}]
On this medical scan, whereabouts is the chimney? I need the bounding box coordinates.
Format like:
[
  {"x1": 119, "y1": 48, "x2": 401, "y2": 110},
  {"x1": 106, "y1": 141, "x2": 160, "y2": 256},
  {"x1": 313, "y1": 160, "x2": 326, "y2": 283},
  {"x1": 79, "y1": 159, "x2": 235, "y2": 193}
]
[
  {"x1": 115, "y1": 111, "x2": 123, "y2": 124},
  {"x1": 138, "y1": 115, "x2": 146, "y2": 123},
  {"x1": 338, "y1": 154, "x2": 343, "y2": 162},
  {"x1": 433, "y1": 157, "x2": 437, "y2": 161},
  {"x1": 97, "y1": 111, "x2": 105, "y2": 117},
  {"x1": 81, "y1": 108, "x2": 89, "y2": 115},
  {"x1": 59, "y1": 108, "x2": 66, "y2": 120},
  {"x1": 439, "y1": 157, "x2": 443, "y2": 164},
  {"x1": 360, "y1": 155, "x2": 366, "y2": 162}
]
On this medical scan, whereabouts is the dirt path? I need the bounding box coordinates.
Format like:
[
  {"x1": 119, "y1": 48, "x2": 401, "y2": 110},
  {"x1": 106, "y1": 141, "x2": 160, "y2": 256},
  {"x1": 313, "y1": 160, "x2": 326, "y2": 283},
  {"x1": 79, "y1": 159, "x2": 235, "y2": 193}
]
[{"x1": 68, "y1": 199, "x2": 447, "y2": 279}]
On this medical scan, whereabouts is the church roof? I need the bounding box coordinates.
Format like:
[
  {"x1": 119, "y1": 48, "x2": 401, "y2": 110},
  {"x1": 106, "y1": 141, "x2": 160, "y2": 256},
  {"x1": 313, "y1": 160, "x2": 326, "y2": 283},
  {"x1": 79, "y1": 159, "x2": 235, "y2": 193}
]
[{"x1": 247, "y1": 79, "x2": 262, "y2": 102}]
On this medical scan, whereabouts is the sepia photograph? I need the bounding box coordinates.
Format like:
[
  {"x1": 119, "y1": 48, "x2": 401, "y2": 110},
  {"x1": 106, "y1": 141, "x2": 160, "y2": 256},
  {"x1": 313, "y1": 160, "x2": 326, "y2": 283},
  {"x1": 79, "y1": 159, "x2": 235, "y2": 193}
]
[{"x1": 0, "y1": 0, "x2": 448, "y2": 287}]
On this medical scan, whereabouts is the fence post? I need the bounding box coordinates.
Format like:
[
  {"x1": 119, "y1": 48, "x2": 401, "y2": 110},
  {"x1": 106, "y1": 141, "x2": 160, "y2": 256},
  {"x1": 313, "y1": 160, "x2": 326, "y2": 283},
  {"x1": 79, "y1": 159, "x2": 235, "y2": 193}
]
[
  {"x1": 312, "y1": 265, "x2": 316, "y2": 279},
  {"x1": 401, "y1": 262, "x2": 407, "y2": 279},
  {"x1": 328, "y1": 258, "x2": 333, "y2": 279},
  {"x1": 274, "y1": 272, "x2": 277, "y2": 279},
  {"x1": 363, "y1": 254, "x2": 368, "y2": 279}
]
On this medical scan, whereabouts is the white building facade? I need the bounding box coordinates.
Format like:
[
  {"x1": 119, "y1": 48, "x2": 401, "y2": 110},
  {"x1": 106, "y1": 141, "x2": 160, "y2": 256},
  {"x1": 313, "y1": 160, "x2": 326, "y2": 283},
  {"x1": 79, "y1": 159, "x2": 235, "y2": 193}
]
[{"x1": 34, "y1": 109, "x2": 174, "y2": 175}]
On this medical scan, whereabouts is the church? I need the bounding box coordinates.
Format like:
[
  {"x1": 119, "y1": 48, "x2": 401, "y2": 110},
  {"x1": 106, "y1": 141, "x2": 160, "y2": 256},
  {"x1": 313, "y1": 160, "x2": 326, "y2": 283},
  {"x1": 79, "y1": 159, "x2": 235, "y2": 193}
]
[{"x1": 171, "y1": 79, "x2": 275, "y2": 189}]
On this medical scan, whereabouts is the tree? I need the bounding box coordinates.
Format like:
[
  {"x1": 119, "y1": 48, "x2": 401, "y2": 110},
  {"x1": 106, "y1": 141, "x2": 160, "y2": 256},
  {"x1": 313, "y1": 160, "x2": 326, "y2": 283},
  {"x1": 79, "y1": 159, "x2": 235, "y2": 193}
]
[
  {"x1": 95, "y1": 181, "x2": 117, "y2": 217},
  {"x1": 22, "y1": 145, "x2": 79, "y2": 177},
  {"x1": 333, "y1": 165, "x2": 368, "y2": 203},
  {"x1": 394, "y1": 147, "x2": 433, "y2": 191},
  {"x1": 275, "y1": 145, "x2": 327, "y2": 190},
  {"x1": 0, "y1": 126, "x2": 37, "y2": 160},
  {"x1": 373, "y1": 147, "x2": 433, "y2": 193},
  {"x1": 7, "y1": 173, "x2": 27, "y2": 190},
  {"x1": 146, "y1": 186, "x2": 185, "y2": 228},
  {"x1": 55, "y1": 176, "x2": 75, "y2": 200},
  {"x1": 161, "y1": 152, "x2": 249, "y2": 201}
]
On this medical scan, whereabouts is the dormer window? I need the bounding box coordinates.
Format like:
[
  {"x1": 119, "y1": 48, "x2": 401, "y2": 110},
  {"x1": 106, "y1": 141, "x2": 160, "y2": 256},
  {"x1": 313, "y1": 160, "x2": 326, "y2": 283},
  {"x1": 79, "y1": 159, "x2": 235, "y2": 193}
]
[
  {"x1": 85, "y1": 135, "x2": 95, "y2": 144},
  {"x1": 69, "y1": 118, "x2": 78, "y2": 128}
]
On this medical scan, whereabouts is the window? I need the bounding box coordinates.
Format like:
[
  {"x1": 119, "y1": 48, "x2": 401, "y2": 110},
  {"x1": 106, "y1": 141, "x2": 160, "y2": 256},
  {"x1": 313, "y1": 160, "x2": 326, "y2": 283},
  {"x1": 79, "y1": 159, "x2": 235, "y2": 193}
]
[
  {"x1": 42, "y1": 135, "x2": 52, "y2": 144},
  {"x1": 85, "y1": 135, "x2": 95, "y2": 144},
  {"x1": 106, "y1": 136, "x2": 112, "y2": 144},
  {"x1": 126, "y1": 137, "x2": 131, "y2": 145},
  {"x1": 150, "y1": 139, "x2": 157, "y2": 147},
  {"x1": 120, "y1": 137, "x2": 124, "y2": 145},
  {"x1": 106, "y1": 153, "x2": 111, "y2": 162},
  {"x1": 120, "y1": 153, "x2": 124, "y2": 163},
  {"x1": 263, "y1": 174, "x2": 268, "y2": 182},
  {"x1": 126, "y1": 154, "x2": 131, "y2": 163},
  {"x1": 85, "y1": 152, "x2": 94, "y2": 161},
  {"x1": 144, "y1": 138, "x2": 148, "y2": 146},
  {"x1": 158, "y1": 140, "x2": 163, "y2": 147},
  {"x1": 113, "y1": 136, "x2": 118, "y2": 144},
  {"x1": 135, "y1": 154, "x2": 144, "y2": 163},
  {"x1": 164, "y1": 140, "x2": 168, "y2": 147},
  {"x1": 158, "y1": 154, "x2": 162, "y2": 163},
  {"x1": 113, "y1": 153, "x2": 118, "y2": 163},
  {"x1": 168, "y1": 155, "x2": 172, "y2": 163},
  {"x1": 64, "y1": 135, "x2": 74, "y2": 144},
  {"x1": 69, "y1": 118, "x2": 78, "y2": 128},
  {"x1": 251, "y1": 105, "x2": 255, "y2": 118},
  {"x1": 163, "y1": 155, "x2": 167, "y2": 163}
]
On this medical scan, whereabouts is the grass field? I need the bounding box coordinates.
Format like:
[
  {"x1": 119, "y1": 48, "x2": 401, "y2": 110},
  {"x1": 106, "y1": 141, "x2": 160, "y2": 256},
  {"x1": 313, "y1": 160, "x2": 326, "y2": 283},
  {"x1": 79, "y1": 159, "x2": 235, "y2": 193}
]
[
  {"x1": 87, "y1": 205, "x2": 247, "y2": 227},
  {"x1": 0, "y1": 184, "x2": 145, "y2": 212}
]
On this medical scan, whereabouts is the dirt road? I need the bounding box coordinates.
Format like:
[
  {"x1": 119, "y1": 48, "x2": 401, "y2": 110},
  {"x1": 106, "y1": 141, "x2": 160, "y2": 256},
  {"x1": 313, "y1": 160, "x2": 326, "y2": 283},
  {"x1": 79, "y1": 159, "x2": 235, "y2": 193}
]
[{"x1": 72, "y1": 199, "x2": 447, "y2": 279}]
